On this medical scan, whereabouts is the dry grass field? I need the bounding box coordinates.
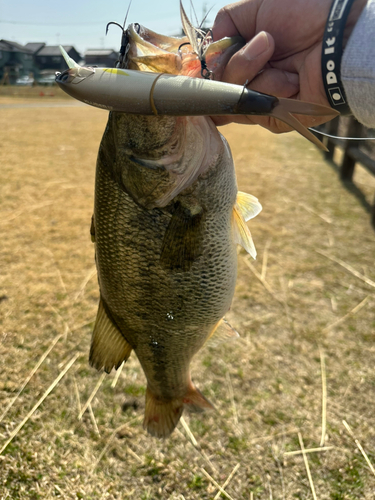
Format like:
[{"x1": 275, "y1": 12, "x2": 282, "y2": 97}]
[{"x1": 1, "y1": 92, "x2": 375, "y2": 500}]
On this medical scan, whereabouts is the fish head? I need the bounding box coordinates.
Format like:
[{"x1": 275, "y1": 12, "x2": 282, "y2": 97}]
[{"x1": 125, "y1": 21, "x2": 244, "y2": 78}]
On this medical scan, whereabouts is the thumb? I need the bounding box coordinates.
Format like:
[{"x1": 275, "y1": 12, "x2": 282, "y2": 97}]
[{"x1": 218, "y1": 31, "x2": 274, "y2": 84}]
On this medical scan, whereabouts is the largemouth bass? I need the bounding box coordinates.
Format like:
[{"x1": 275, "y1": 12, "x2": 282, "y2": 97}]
[
  {"x1": 92, "y1": 27, "x2": 261, "y2": 438},
  {"x1": 56, "y1": 4, "x2": 338, "y2": 437}
]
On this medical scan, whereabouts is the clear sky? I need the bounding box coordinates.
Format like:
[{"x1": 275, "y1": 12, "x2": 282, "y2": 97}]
[{"x1": 0, "y1": 0, "x2": 232, "y2": 55}]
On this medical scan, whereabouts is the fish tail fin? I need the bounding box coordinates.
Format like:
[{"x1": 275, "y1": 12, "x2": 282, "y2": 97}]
[
  {"x1": 143, "y1": 387, "x2": 184, "y2": 438},
  {"x1": 143, "y1": 382, "x2": 214, "y2": 438},
  {"x1": 271, "y1": 98, "x2": 337, "y2": 152}
]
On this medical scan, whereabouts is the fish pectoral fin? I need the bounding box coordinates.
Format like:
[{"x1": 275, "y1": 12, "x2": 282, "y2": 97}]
[
  {"x1": 236, "y1": 191, "x2": 262, "y2": 221},
  {"x1": 143, "y1": 387, "x2": 184, "y2": 438},
  {"x1": 89, "y1": 298, "x2": 132, "y2": 374},
  {"x1": 205, "y1": 318, "x2": 240, "y2": 348},
  {"x1": 232, "y1": 204, "x2": 257, "y2": 259},
  {"x1": 90, "y1": 214, "x2": 95, "y2": 243},
  {"x1": 160, "y1": 202, "x2": 204, "y2": 272}
]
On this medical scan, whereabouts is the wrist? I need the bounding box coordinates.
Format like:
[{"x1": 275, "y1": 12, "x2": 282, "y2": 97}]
[
  {"x1": 321, "y1": 0, "x2": 363, "y2": 115},
  {"x1": 343, "y1": 0, "x2": 367, "y2": 47}
]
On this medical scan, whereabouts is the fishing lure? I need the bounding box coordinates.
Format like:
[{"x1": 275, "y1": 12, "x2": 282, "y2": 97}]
[{"x1": 56, "y1": 43, "x2": 338, "y2": 150}]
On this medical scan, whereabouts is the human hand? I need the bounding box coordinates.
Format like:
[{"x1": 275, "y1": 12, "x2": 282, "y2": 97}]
[{"x1": 211, "y1": 0, "x2": 367, "y2": 131}]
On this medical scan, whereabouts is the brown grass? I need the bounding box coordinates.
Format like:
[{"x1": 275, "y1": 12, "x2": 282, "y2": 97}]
[
  {"x1": 0, "y1": 85, "x2": 71, "y2": 100},
  {"x1": 1, "y1": 96, "x2": 375, "y2": 499}
]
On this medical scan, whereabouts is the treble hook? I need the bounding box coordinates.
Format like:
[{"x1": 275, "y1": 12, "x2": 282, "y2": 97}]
[
  {"x1": 200, "y1": 29, "x2": 214, "y2": 79},
  {"x1": 200, "y1": 59, "x2": 212, "y2": 80},
  {"x1": 105, "y1": 21, "x2": 124, "y2": 36},
  {"x1": 177, "y1": 41, "x2": 212, "y2": 79},
  {"x1": 106, "y1": 21, "x2": 129, "y2": 68},
  {"x1": 178, "y1": 41, "x2": 191, "y2": 53}
]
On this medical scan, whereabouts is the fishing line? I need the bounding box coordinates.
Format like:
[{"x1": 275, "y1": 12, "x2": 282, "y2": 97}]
[
  {"x1": 309, "y1": 128, "x2": 375, "y2": 141},
  {"x1": 122, "y1": 0, "x2": 133, "y2": 29}
]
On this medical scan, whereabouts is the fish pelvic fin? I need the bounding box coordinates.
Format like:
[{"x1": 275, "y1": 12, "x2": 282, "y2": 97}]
[
  {"x1": 89, "y1": 298, "x2": 132, "y2": 374},
  {"x1": 143, "y1": 383, "x2": 214, "y2": 438},
  {"x1": 271, "y1": 99, "x2": 339, "y2": 151}
]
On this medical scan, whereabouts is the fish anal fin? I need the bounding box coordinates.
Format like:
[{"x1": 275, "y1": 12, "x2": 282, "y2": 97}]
[
  {"x1": 160, "y1": 202, "x2": 204, "y2": 272},
  {"x1": 205, "y1": 318, "x2": 239, "y2": 348},
  {"x1": 89, "y1": 298, "x2": 132, "y2": 374},
  {"x1": 232, "y1": 204, "x2": 257, "y2": 259},
  {"x1": 236, "y1": 191, "x2": 262, "y2": 221},
  {"x1": 143, "y1": 387, "x2": 184, "y2": 438}
]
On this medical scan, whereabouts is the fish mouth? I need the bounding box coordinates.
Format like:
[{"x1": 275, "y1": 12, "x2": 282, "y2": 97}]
[{"x1": 126, "y1": 23, "x2": 244, "y2": 78}]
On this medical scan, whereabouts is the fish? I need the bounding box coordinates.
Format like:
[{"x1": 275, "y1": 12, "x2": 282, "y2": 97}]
[{"x1": 55, "y1": 4, "x2": 339, "y2": 438}]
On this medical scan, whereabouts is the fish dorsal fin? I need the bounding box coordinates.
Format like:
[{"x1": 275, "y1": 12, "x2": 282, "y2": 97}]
[
  {"x1": 205, "y1": 318, "x2": 239, "y2": 348},
  {"x1": 236, "y1": 191, "x2": 262, "y2": 221},
  {"x1": 89, "y1": 298, "x2": 132, "y2": 374},
  {"x1": 160, "y1": 202, "x2": 204, "y2": 272},
  {"x1": 232, "y1": 205, "x2": 257, "y2": 258}
]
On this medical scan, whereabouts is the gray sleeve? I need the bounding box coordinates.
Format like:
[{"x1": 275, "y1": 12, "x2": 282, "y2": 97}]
[{"x1": 341, "y1": 0, "x2": 375, "y2": 127}]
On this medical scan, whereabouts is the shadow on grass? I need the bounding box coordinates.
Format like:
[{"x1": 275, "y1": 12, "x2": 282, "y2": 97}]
[{"x1": 320, "y1": 149, "x2": 373, "y2": 216}]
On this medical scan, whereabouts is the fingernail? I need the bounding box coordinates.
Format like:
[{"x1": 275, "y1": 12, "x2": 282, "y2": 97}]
[{"x1": 241, "y1": 32, "x2": 270, "y2": 61}]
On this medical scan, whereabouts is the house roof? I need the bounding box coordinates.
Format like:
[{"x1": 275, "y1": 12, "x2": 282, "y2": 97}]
[
  {"x1": 85, "y1": 49, "x2": 117, "y2": 57},
  {"x1": 0, "y1": 40, "x2": 33, "y2": 53},
  {"x1": 36, "y1": 45, "x2": 76, "y2": 57},
  {"x1": 24, "y1": 42, "x2": 46, "y2": 53}
]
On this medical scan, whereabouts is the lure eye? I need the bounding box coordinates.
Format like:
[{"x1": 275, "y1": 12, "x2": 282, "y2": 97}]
[{"x1": 60, "y1": 73, "x2": 69, "y2": 82}]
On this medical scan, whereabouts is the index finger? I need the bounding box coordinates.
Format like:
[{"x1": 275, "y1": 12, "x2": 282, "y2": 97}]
[{"x1": 212, "y1": 0, "x2": 260, "y2": 41}]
